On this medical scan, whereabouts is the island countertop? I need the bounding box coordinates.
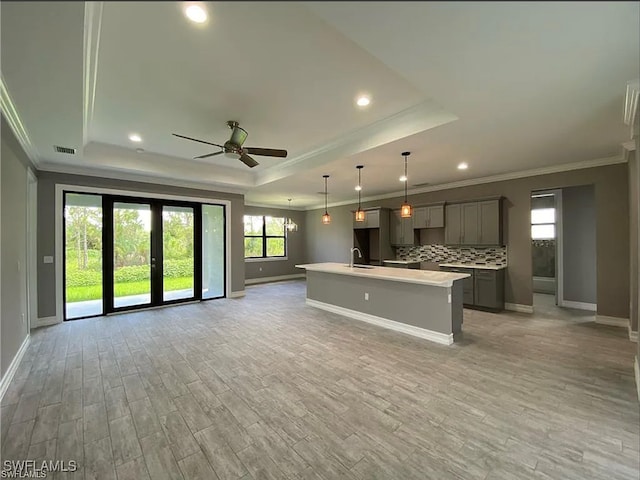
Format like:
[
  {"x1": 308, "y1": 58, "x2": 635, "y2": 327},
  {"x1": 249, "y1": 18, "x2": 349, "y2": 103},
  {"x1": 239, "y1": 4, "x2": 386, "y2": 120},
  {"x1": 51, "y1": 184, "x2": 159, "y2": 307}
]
[{"x1": 296, "y1": 262, "x2": 469, "y2": 287}]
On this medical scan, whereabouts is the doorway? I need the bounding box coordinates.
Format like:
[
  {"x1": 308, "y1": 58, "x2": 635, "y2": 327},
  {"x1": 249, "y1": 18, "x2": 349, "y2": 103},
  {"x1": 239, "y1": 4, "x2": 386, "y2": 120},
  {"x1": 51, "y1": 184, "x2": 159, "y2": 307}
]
[{"x1": 64, "y1": 192, "x2": 225, "y2": 320}]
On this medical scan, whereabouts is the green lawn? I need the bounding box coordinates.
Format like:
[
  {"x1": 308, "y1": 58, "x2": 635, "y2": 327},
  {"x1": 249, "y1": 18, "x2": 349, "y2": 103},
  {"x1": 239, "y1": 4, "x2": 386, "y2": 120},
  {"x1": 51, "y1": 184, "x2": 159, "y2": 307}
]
[{"x1": 66, "y1": 277, "x2": 194, "y2": 302}]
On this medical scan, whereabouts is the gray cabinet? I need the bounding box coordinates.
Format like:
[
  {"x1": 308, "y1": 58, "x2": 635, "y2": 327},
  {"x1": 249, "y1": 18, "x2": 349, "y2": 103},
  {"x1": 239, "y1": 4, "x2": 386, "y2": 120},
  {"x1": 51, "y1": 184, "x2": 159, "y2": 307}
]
[
  {"x1": 445, "y1": 198, "x2": 502, "y2": 246},
  {"x1": 440, "y1": 266, "x2": 505, "y2": 311},
  {"x1": 444, "y1": 204, "x2": 462, "y2": 244},
  {"x1": 478, "y1": 200, "x2": 500, "y2": 245},
  {"x1": 461, "y1": 203, "x2": 479, "y2": 244},
  {"x1": 474, "y1": 269, "x2": 505, "y2": 310},
  {"x1": 390, "y1": 209, "x2": 415, "y2": 246},
  {"x1": 413, "y1": 205, "x2": 444, "y2": 229},
  {"x1": 353, "y1": 208, "x2": 380, "y2": 229},
  {"x1": 440, "y1": 266, "x2": 474, "y2": 304}
]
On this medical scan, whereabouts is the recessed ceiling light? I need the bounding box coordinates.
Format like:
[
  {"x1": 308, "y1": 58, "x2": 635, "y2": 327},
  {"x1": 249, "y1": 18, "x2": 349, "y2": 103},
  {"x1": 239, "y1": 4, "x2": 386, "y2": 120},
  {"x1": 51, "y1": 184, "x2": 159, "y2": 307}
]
[
  {"x1": 185, "y1": 4, "x2": 207, "y2": 24},
  {"x1": 457, "y1": 162, "x2": 468, "y2": 170},
  {"x1": 355, "y1": 185, "x2": 362, "y2": 191},
  {"x1": 129, "y1": 133, "x2": 142, "y2": 143},
  {"x1": 399, "y1": 175, "x2": 407, "y2": 182},
  {"x1": 356, "y1": 96, "x2": 370, "y2": 107}
]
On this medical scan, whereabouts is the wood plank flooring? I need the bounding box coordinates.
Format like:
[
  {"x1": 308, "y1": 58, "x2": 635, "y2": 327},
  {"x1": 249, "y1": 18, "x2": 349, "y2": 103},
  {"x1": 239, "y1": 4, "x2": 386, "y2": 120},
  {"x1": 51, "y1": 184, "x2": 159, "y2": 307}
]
[{"x1": 1, "y1": 281, "x2": 638, "y2": 479}]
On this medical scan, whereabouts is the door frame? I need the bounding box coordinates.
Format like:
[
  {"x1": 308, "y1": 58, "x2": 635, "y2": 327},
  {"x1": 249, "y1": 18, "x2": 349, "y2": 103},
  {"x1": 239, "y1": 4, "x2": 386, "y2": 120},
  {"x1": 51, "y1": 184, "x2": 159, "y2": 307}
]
[{"x1": 55, "y1": 184, "x2": 231, "y2": 324}]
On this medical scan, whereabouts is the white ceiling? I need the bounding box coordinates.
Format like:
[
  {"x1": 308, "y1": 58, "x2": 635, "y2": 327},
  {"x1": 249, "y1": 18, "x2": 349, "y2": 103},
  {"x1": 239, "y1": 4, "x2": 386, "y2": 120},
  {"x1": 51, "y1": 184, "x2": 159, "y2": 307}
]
[{"x1": 1, "y1": 1, "x2": 638, "y2": 208}]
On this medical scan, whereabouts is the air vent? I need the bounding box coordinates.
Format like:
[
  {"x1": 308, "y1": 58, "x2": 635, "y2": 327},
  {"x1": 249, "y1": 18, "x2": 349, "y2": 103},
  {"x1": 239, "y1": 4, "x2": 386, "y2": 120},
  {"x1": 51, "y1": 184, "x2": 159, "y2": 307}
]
[{"x1": 54, "y1": 145, "x2": 76, "y2": 154}]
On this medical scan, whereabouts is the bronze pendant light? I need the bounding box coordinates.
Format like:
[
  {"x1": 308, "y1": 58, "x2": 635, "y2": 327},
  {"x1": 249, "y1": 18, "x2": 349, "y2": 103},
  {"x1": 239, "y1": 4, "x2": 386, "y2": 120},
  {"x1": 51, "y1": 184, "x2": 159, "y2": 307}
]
[
  {"x1": 355, "y1": 165, "x2": 365, "y2": 222},
  {"x1": 400, "y1": 151, "x2": 412, "y2": 218},
  {"x1": 322, "y1": 175, "x2": 331, "y2": 224}
]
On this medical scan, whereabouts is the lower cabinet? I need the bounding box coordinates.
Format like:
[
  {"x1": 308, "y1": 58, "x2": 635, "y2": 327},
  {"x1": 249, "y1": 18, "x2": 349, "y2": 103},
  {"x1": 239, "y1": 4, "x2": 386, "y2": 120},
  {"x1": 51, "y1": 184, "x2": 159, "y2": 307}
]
[{"x1": 440, "y1": 266, "x2": 505, "y2": 311}]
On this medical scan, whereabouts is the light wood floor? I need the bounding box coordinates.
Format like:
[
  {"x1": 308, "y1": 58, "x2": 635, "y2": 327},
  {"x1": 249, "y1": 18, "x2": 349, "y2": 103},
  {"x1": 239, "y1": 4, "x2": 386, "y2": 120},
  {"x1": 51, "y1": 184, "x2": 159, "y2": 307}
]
[{"x1": 2, "y1": 280, "x2": 638, "y2": 479}]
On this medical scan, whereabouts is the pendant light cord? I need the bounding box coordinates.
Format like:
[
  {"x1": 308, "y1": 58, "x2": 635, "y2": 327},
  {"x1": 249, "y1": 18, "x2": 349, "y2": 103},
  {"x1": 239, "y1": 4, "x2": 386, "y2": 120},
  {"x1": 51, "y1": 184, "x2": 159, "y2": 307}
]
[{"x1": 404, "y1": 154, "x2": 408, "y2": 202}]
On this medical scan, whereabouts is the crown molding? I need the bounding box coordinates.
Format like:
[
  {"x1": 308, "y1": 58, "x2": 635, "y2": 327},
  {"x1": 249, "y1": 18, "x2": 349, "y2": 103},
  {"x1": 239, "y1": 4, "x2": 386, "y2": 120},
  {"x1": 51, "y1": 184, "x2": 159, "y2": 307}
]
[
  {"x1": 83, "y1": 1, "x2": 104, "y2": 146},
  {"x1": 303, "y1": 154, "x2": 626, "y2": 210},
  {"x1": 37, "y1": 161, "x2": 248, "y2": 197},
  {"x1": 254, "y1": 99, "x2": 458, "y2": 186},
  {"x1": 624, "y1": 80, "x2": 639, "y2": 139},
  {"x1": 0, "y1": 75, "x2": 40, "y2": 167}
]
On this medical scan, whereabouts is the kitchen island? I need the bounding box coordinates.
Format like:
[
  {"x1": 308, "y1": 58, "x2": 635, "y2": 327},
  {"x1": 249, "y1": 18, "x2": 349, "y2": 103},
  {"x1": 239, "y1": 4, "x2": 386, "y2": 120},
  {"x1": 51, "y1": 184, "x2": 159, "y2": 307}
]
[{"x1": 295, "y1": 262, "x2": 469, "y2": 345}]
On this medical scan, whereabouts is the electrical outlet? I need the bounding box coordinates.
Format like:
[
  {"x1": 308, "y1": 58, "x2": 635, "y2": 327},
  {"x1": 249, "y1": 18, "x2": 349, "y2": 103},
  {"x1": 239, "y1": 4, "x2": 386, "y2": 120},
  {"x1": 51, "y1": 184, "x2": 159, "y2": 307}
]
[
  {"x1": 364, "y1": 292, "x2": 369, "y2": 301},
  {"x1": 259, "y1": 267, "x2": 263, "y2": 272},
  {"x1": 447, "y1": 293, "x2": 452, "y2": 304},
  {"x1": 21, "y1": 313, "x2": 25, "y2": 325}
]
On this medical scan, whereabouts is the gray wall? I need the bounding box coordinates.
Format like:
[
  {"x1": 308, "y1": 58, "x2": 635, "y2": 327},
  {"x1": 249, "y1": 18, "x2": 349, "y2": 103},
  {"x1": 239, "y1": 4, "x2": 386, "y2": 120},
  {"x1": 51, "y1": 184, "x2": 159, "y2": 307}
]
[
  {"x1": 244, "y1": 206, "x2": 306, "y2": 281},
  {"x1": 1, "y1": 119, "x2": 30, "y2": 378},
  {"x1": 629, "y1": 150, "x2": 638, "y2": 332},
  {"x1": 305, "y1": 163, "x2": 629, "y2": 318},
  {"x1": 562, "y1": 185, "x2": 597, "y2": 304},
  {"x1": 36, "y1": 172, "x2": 245, "y2": 318}
]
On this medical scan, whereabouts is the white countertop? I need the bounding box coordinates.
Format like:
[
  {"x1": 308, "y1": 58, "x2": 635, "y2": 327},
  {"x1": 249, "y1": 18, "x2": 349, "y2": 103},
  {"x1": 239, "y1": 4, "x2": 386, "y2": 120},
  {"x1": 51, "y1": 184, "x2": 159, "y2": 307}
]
[
  {"x1": 382, "y1": 260, "x2": 421, "y2": 264},
  {"x1": 439, "y1": 262, "x2": 507, "y2": 270},
  {"x1": 296, "y1": 262, "x2": 469, "y2": 287}
]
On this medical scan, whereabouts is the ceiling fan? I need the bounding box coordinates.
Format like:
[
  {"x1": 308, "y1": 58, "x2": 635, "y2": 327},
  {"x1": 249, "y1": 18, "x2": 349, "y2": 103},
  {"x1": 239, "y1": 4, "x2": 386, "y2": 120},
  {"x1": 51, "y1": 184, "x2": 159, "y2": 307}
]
[{"x1": 172, "y1": 120, "x2": 287, "y2": 168}]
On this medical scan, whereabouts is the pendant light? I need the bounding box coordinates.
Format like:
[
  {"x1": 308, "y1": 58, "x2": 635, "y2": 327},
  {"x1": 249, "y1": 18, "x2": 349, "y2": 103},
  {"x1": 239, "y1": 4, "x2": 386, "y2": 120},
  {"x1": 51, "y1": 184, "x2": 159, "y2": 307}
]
[
  {"x1": 322, "y1": 175, "x2": 331, "y2": 224},
  {"x1": 355, "y1": 165, "x2": 365, "y2": 222},
  {"x1": 285, "y1": 199, "x2": 298, "y2": 232},
  {"x1": 400, "y1": 151, "x2": 412, "y2": 218}
]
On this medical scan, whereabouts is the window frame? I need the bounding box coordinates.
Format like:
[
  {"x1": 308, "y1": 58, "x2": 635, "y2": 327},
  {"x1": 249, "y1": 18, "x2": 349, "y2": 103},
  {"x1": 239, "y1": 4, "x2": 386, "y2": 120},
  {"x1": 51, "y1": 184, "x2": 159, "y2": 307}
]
[{"x1": 244, "y1": 215, "x2": 287, "y2": 260}]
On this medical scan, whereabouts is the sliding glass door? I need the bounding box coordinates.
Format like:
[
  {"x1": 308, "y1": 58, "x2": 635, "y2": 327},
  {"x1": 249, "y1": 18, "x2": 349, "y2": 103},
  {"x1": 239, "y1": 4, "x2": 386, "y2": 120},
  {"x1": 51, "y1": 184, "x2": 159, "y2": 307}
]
[
  {"x1": 112, "y1": 201, "x2": 152, "y2": 309},
  {"x1": 64, "y1": 193, "x2": 225, "y2": 320}
]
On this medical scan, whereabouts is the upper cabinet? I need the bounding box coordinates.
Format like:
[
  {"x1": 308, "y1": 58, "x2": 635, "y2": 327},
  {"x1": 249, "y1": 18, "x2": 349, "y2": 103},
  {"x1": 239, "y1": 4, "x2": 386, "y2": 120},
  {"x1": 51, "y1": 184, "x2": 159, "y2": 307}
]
[
  {"x1": 353, "y1": 208, "x2": 380, "y2": 229},
  {"x1": 445, "y1": 198, "x2": 503, "y2": 246},
  {"x1": 390, "y1": 209, "x2": 416, "y2": 246},
  {"x1": 412, "y1": 204, "x2": 444, "y2": 229}
]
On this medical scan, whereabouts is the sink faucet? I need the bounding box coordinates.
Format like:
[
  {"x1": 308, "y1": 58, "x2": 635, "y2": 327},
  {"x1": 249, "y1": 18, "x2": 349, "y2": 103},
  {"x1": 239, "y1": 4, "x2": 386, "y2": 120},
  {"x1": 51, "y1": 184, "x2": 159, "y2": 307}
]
[{"x1": 350, "y1": 247, "x2": 363, "y2": 268}]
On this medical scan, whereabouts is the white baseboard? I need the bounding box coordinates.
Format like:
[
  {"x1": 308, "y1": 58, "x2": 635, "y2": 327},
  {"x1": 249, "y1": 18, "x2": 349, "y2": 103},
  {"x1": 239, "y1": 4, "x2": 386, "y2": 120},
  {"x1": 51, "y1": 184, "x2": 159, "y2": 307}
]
[
  {"x1": 0, "y1": 335, "x2": 30, "y2": 402},
  {"x1": 628, "y1": 324, "x2": 638, "y2": 342},
  {"x1": 504, "y1": 303, "x2": 534, "y2": 314},
  {"x1": 560, "y1": 300, "x2": 597, "y2": 312},
  {"x1": 33, "y1": 316, "x2": 60, "y2": 328},
  {"x1": 229, "y1": 290, "x2": 245, "y2": 298},
  {"x1": 245, "y1": 274, "x2": 305, "y2": 285},
  {"x1": 595, "y1": 315, "x2": 629, "y2": 328},
  {"x1": 635, "y1": 356, "x2": 639, "y2": 403},
  {"x1": 305, "y1": 298, "x2": 454, "y2": 346}
]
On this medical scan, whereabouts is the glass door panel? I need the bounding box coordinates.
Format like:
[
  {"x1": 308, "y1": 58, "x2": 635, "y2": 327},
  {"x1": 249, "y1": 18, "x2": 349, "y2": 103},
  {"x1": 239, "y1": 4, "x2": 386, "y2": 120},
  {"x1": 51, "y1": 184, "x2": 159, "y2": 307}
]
[
  {"x1": 113, "y1": 202, "x2": 152, "y2": 308},
  {"x1": 64, "y1": 193, "x2": 103, "y2": 319},
  {"x1": 162, "y1": 205, "x2": 195, "y2": 302},
  {"x1": 202, "y1": 205, "x2": 225, "y2": 299}
]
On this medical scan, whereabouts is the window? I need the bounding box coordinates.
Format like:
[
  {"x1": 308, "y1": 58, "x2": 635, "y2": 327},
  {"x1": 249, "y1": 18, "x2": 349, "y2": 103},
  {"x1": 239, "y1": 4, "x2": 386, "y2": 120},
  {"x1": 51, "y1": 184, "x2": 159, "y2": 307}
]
[
  {"x1": 244, "y1": 215, "x2": 286, "y2": 258},
  {"x1": 531, "y1": 207, "x2": 555, "y2": 239}
]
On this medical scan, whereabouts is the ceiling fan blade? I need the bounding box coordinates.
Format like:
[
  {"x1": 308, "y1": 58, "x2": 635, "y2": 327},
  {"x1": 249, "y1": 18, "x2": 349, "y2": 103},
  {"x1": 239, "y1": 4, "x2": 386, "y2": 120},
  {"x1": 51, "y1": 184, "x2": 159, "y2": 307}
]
[
  {"x1": 244, "y1": 147, "x2": 288, "y2": 158},
  {"x1": 194, "y1": 151, "x2": 224, "y2": 159},
  {"x1": 239, "y1": 153, "x2": 259, "y2": 168},
  {"x1": 172, "y1": 133, "x2": 223, "y2": 148}
]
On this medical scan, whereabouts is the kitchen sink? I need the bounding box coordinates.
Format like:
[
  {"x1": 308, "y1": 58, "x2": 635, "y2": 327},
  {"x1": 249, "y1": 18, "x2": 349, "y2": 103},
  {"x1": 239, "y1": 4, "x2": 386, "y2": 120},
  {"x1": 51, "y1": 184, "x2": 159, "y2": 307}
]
[{"x1": 344, "y1": 264, "x2": 376, "y2": 269}]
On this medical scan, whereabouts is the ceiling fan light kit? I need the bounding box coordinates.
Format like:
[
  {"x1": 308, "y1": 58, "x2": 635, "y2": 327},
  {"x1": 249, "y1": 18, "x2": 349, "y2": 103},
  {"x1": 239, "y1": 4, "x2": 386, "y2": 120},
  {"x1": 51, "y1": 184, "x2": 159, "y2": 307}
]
[{"x1": 173, "y1": 120, "x2": 287, "y2": 168}]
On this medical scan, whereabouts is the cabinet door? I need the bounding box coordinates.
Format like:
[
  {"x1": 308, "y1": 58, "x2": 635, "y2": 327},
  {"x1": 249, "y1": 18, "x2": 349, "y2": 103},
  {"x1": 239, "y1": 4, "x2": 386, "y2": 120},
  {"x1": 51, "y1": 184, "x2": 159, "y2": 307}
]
[
  {"x1": 366, "y1": 210, "x2": 380, "y2": 228},
  {"x1": 412, "y1": 207, "x2": 428, "y2": 229},
  {"x1": 461, "y1": 203, "x2": 479, "y2": 245},
  {"x1": 426, "y1": 205, "x2": 444, "y2": 228},
  {"x1": 389, "y1": 210, "x2": 403, "y2": 245},
  {"x1": 401, "y1": 217, "x2": 415, "y2": 245},
  {"x1": 445, "y1": 204, "x2": 462, "y2": 244},
  {"x1": 474, "y1": 270, "x2": 497, "y2": 308},
  {"x1": 478, "y1": 200, "x2": 500, "y2": 245}
]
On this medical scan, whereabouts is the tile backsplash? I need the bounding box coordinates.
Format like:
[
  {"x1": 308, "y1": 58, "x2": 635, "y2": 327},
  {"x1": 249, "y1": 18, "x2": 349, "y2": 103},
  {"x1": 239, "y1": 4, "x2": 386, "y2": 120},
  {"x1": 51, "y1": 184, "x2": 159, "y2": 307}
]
[{"x1": 395, "y1": 244, "x2": 507, "y2": 266}]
